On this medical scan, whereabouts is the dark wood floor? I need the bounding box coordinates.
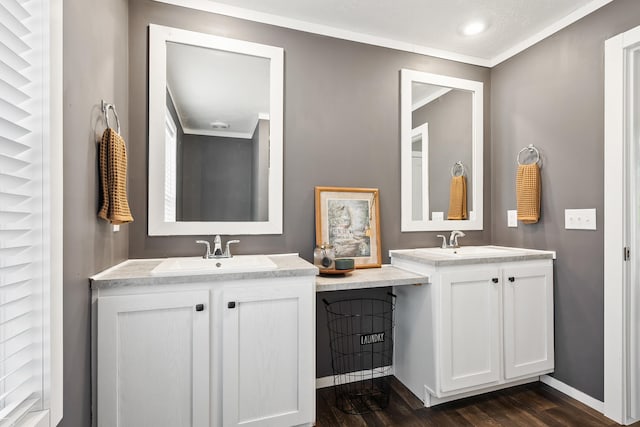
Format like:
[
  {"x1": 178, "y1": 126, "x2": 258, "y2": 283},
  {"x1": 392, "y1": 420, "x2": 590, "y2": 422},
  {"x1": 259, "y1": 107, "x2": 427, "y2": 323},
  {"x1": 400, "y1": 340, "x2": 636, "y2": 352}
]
[{"x1": 316, "y1": 377, "x2": 622, "y2": 426}]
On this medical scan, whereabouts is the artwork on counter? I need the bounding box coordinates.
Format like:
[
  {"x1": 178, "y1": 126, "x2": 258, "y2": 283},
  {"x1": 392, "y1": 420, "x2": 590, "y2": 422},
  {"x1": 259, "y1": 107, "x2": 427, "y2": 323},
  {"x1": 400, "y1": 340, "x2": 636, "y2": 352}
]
[{"x1": 315, "y1": 186, "x2": 381, "y2": 268}]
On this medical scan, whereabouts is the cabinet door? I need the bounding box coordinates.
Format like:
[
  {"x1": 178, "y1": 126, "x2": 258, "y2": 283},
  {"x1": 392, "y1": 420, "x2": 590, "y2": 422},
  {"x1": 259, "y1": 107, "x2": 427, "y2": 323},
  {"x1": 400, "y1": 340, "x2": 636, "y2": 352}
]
[
  {"x1": 97, "y1": 291, "x2": 210, "y2": 427},
  {"x1": 503, "y1": 264, "x2": 554, "y2": 379},
  {"x1": 440, "y1": 269, "x2": 501, "y2": 392},
  {"x1": 222, "y1": 282, "x2": 314, "y2": 427}
]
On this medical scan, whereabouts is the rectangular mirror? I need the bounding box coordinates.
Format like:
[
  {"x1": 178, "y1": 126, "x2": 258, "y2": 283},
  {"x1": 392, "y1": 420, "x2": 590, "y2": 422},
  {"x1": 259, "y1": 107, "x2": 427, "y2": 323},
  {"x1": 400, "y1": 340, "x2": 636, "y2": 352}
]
[
  {"x1": 400, "y1": 69, "x2": 483, "y2": 231},
  {"x1": 148, "y1": 24, "x2": 284, "y2": 235}
]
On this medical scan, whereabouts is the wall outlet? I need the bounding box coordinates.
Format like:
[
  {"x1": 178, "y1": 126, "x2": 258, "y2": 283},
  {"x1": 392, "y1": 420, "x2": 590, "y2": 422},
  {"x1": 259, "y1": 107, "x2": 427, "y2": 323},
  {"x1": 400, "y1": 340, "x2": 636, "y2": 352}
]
[
  {"x1": 432, "y1": 212, "x2": 444, "y2": 221},
  {"x1": 565, "y1": 208, "x2": 596, "y2": 230},
  {"x1": 507, "y1": 210, "x2": 518, "y2": 227},
  {"x1": 113, "y1": 224, "x2": 120, "y2": 232}
]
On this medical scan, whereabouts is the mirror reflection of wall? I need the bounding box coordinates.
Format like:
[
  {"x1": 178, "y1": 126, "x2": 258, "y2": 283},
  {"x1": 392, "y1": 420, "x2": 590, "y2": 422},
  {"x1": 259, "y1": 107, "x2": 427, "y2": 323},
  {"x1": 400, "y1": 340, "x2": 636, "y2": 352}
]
[
  {"x1": 411, "y1": 83, "x2": 473, "y2": 219},
  {"x1": 165, "y1": 41, "x2": 270, "y2": 223}
]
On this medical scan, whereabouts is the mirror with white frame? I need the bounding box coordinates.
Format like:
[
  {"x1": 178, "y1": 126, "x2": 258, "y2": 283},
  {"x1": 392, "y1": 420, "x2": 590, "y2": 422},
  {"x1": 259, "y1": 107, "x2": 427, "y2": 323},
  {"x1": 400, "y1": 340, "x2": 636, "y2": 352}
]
[
  {"x1": 400, "y1": 69, "x2": 483, "y2": 231},
  {"x1": 148, "y1": 24, "x2": 284, "y2": 235}
]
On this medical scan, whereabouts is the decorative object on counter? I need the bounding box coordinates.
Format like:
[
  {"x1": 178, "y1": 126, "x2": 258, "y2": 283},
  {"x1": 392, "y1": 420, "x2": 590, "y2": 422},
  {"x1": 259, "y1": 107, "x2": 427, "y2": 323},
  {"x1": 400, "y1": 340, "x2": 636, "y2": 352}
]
[
  {"x1": 334, "y1": 258, "x2": 355, "y2": 270},
  {"x1": 98, "y1": 100, "x2": 134, "y2": 225},
  {"x1": 447, "y1": 161, "x2": 467, "y2": 220},
  {"x1": 318, "y1": 257, "x2": 356, "y2": 276},
  {"x1": 314, "y1": 243, "x2": 336, "y2": 270},
  {"x1": 323, "y1": 294, "x2": 395, "y2": 414},
  {"x1": 315, "y1": 187, "x2": 382, "y2": 268},
  {"x1": 516, "y1": 144, "x2": 541, "y2": 224}
]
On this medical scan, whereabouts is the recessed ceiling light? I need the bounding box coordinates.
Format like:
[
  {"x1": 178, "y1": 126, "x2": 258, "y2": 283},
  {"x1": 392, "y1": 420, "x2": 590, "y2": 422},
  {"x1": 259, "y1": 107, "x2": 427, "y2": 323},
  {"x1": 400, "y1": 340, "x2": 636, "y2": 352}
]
[
  {"x1": 461, "y1": 21, "x2": 488, "y2": 36},
  {"x1": 210, "y1": 120, "x2": 229, "y2": 129}
]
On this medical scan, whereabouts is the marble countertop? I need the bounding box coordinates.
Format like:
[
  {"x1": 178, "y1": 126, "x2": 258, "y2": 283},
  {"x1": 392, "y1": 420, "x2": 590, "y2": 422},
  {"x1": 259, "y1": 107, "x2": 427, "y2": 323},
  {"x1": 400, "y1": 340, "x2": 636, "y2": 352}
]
[
  {"x1": 90, "y1": 254, "x2": 318, "y2": 289},
  {"x1": 315, "y1": 265, "x2": 429, "y2": 292},
  {"x1": 389, "y1": 245, "x2": 555, "y2": 267}
]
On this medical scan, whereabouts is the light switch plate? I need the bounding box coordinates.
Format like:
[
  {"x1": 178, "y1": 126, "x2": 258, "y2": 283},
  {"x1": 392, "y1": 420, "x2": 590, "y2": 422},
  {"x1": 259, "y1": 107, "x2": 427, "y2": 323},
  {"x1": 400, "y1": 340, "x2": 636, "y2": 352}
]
[
  {"x1": 507, "y1": 210, "x2": 518, "y2": 227},
  {"x1": 565, "y1": 208, "x2": 597, "y2": 230},
  {"x1": 113, "y1": 224, "x2": 120, "y2": 232}
]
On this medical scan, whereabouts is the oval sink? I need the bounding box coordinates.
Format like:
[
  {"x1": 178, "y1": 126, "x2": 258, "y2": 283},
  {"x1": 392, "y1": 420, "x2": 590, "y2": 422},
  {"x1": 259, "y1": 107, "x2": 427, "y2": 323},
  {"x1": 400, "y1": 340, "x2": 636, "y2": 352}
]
[
  {"x1": 151, "y1": 255, "x2": 277, "y2": 276},
  {"x1": 416, "y1": 246, "x2": 519, "y2": 258}
]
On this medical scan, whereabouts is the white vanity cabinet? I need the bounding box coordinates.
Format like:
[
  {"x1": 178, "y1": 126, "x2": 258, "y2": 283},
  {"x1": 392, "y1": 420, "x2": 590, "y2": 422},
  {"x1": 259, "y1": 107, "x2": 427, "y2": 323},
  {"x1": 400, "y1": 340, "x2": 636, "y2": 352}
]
[
  {"x1": 97, "y1": 290, "x2": 211, "y2": 427},
  {"x1": 222, "y1": 281, "x2": 315, "y2": 427},
  {"x1": 390, "y1": 247, "x2": 554, "y2": 407},
  {"x1": 91, "y1": 256, "x2": 317, "y2": 427}
]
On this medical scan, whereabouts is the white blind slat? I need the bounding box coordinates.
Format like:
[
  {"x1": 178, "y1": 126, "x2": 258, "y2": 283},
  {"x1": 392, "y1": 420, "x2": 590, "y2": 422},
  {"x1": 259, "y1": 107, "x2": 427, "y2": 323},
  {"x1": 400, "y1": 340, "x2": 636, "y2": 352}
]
[
  {"x1": 0, "y1": 3, "x2": 30, "y2": 39},
  {"x1": 0, "y1": 43, "x2": 28, "y2": 74},
  {"x1": 0, "y1": 60, "x2": 31, "y2": 89},
  {"x1": 0, "y1": 135, "x2": 29, "y2": 157},
  {"x1": 0, "y1": 0, "x2": 30, "y2": 22},
  {"x1": 0, "y1": 338, "x2": 30, "y2": 367},
  {"x1": 0, "y1": 22, "x2": 29, "y2": 57},
  {"x1": 0, "y1": 396, "x2": 38, "y2": 426},
  {"x1": 0, "y1": 97, "x2": 28, "y2": 123}
]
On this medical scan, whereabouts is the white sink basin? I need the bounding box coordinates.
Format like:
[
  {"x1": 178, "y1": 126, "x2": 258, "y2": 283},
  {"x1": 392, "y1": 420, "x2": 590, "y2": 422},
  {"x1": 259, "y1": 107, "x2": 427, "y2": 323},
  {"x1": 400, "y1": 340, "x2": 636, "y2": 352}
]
[
  {"x1": 151, "y1": 255, "x2": 277, "y2": 276},
  {"x1": 416, "y1": 246, "x2": 519, "y2": 258}
]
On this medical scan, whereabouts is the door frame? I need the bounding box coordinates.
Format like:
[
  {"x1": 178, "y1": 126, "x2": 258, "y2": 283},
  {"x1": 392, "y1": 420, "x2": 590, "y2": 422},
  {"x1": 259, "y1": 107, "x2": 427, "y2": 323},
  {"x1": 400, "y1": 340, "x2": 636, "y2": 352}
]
[{"x1": 604, "y1": 24, "x2": 640, "y2": 426}]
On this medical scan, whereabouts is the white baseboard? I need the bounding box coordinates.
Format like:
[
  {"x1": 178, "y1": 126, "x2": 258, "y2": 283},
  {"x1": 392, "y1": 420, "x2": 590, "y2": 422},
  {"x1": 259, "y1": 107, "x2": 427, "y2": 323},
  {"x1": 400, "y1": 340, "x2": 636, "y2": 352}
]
[
  {"x1": 540, "y1": 375, "x2": 605, "y2": 413},
  {"x1": 316, "y1": 365, "x2": 394, "y2": 389}
]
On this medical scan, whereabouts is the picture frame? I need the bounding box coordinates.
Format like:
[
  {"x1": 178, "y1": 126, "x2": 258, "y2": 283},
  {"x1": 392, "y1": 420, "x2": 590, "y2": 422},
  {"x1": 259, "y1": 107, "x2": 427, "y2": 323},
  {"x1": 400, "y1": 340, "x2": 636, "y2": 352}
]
[{"x1": 315, "y1": 186, "x2": 382, "y2": 268}]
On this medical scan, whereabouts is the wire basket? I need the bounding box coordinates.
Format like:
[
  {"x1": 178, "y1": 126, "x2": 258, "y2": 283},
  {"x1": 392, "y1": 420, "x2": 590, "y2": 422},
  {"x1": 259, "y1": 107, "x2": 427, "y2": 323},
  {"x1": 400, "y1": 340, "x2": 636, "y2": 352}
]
[{"x1": 323, "y1": 294, "x2": 395, "y2": 414}]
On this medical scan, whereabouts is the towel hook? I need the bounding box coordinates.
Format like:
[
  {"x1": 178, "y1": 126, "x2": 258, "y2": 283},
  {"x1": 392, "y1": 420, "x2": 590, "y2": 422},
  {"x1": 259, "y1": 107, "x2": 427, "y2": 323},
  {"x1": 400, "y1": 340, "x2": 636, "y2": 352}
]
[
  {"x1": 450, "y1": 161, "x2": 466, "y2": 177},
  {"x1": 517, "y1": 144, "x2": 541, "y2": 165},
  {"x1": 101, "y1": 100, "x2": 120, "y2": 134}
]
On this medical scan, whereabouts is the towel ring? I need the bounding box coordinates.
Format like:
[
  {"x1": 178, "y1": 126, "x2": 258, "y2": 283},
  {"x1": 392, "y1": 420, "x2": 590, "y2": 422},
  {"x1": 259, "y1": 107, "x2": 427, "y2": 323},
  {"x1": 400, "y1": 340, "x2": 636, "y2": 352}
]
[
  {"x1": 101, "y1": 100, "x2": 120, "y2": 134},
  {"x1": 517, "y1": 144, "x2": 541, "y2": 165},
  {"x1": 450, "y1": 161, "x2": 466, "y2": 177}
]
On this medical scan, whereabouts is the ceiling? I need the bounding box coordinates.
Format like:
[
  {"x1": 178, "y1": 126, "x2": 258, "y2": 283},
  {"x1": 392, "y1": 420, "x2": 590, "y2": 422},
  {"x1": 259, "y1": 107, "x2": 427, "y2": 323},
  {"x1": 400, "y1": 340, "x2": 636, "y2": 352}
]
[
  {"x1": 160, "y1": 0, "x2": 613, "y2": 66},
  {"x1": 166, "y1": 41, "x2": 270, "y2": 137}
]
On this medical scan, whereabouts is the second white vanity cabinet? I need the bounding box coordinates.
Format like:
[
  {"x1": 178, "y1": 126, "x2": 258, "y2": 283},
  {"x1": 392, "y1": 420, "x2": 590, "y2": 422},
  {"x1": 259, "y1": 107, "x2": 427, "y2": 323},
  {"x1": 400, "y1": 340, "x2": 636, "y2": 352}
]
[
  {"x1": 91, "y1": 255, "x2": 317, "y2": 427},
  {"x1": 390, "y1": 246, "x2": 554, "y2": 407}
]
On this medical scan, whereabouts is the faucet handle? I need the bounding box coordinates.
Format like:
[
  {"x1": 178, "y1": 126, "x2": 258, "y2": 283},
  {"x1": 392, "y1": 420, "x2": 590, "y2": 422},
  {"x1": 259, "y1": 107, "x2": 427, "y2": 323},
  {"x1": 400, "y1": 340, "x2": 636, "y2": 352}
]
[
  {"x1": 224, "y1": 240, "x2": 240, "y2": 257},
  {"x1": 196, "y1": 240, "x2": 211, "y2": 259},
  {"x1": 436, "y1": 235, "x2": 447, "y2": 249}
]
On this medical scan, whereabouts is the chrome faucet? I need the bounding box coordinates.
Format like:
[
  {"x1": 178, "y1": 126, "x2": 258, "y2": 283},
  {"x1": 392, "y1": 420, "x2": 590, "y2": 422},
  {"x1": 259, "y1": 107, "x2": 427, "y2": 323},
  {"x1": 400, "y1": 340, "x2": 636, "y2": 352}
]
[
  {"x1": 196, "y1": 235, "x2": 240, "y2": 259},
  {"x1": 449, "y1": 230, "x2": 465, "y2": 248},
  {"x1": 435, "y1": 231, "x2": 466, "y2": 249}
]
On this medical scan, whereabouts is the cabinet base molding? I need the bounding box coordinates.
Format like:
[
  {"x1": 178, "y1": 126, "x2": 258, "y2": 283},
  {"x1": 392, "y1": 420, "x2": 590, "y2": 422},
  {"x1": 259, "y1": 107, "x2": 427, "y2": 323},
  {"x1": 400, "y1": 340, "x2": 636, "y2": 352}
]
[
  {"x1": 539, "y1": 375, "x2": 604, "y2": 414},
  {"x1": 315, "y1": 366, "x2": 394, "y2": 389},
  {"x1": 423, "y1": 377, "x2": 539, "y2": 407}
]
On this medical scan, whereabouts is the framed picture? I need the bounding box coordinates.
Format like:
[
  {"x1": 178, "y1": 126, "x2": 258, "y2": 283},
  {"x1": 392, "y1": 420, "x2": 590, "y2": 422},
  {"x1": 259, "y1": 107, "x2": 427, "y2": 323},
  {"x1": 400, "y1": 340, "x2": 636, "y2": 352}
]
[{"x1": 315, "y1": 186, "x2": 381, "y2": 268}]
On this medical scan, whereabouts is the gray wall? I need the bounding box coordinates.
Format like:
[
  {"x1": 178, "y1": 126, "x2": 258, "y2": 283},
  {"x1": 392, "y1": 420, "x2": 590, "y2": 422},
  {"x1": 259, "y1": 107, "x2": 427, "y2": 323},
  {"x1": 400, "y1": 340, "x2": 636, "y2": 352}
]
[
  {"x1": 412, "y1": 90, "x2": 473, "y2": 215},
  {"x1": 491, "y1": 0, "x2": 640, "y2": 401},
  {"x1": 62, "y1": 0, "x2": 130, "y2": 425},
  {"x1": 179, "y1": 134, "x2": 254, "y2": 221},
  {"x1": 126, "y1": 0, "x2": 491, "y2": 380}
]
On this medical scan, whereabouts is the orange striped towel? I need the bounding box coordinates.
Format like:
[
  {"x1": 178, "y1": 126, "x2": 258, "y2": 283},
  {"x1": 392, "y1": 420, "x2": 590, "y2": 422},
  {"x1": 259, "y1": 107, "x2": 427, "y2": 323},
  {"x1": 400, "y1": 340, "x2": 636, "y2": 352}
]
[
  {"x1": 447, "y1": 175, "x2": 467, "y2": 220},
  {"x1": 98, "y1": 128, "x2": 134, "y2": 224},
  {"x1": 516, "y1": 163, "x2": 540, "y2": 224}
]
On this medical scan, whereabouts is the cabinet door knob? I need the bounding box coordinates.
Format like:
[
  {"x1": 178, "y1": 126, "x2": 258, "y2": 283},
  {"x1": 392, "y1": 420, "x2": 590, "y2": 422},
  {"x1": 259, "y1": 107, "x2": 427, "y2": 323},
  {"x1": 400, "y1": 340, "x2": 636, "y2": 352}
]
[
  {"x1": 228, "y1": 301, "x2": 236, "y2": 309},
  {"x1": 492, "y1": 278, "x2": 499, "y2": 283},
  {"x1": 508, "y1": 277, "x2": 515, "y2": 282},
  {"x1": 195, "y1": 304, "x2": 204, "y2": 312}
]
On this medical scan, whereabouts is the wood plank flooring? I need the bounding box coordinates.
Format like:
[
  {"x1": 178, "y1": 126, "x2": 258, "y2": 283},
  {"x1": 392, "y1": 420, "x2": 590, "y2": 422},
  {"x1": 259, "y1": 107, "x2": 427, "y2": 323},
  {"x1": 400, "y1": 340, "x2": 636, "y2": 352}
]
[{"x1": 316, "y1": 377, "x2": 623, "y2": 426}]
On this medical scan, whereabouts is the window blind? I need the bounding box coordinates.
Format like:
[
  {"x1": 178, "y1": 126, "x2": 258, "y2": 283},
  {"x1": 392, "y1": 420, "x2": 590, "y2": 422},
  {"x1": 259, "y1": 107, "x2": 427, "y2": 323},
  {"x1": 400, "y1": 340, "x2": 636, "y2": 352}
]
[{"x1": 0, "y1": 0, "x2": 46, "y2": 423}]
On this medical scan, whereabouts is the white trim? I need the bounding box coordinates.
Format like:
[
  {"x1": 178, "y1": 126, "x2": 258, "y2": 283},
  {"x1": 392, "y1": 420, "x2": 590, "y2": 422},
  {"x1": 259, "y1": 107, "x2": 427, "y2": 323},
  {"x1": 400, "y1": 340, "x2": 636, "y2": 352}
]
[
  {"x1": 604, "y1": 24, "x2": 640, "y2": 426},
  {"x1": 315, "y1": 366, "x2": 394, "y2": 389},
  {"x1": 540, "y1": 375, "x2": 605, "y2": 414},
  {"x1": 48, "y1": 0, "x2": 63, "y2": 423},
  {"x1": 151, "y1": 0, "x2": 612, "y2": 68},
  {"x1": 490, "y1": 0, "x2": 614, "y2": 66}
]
